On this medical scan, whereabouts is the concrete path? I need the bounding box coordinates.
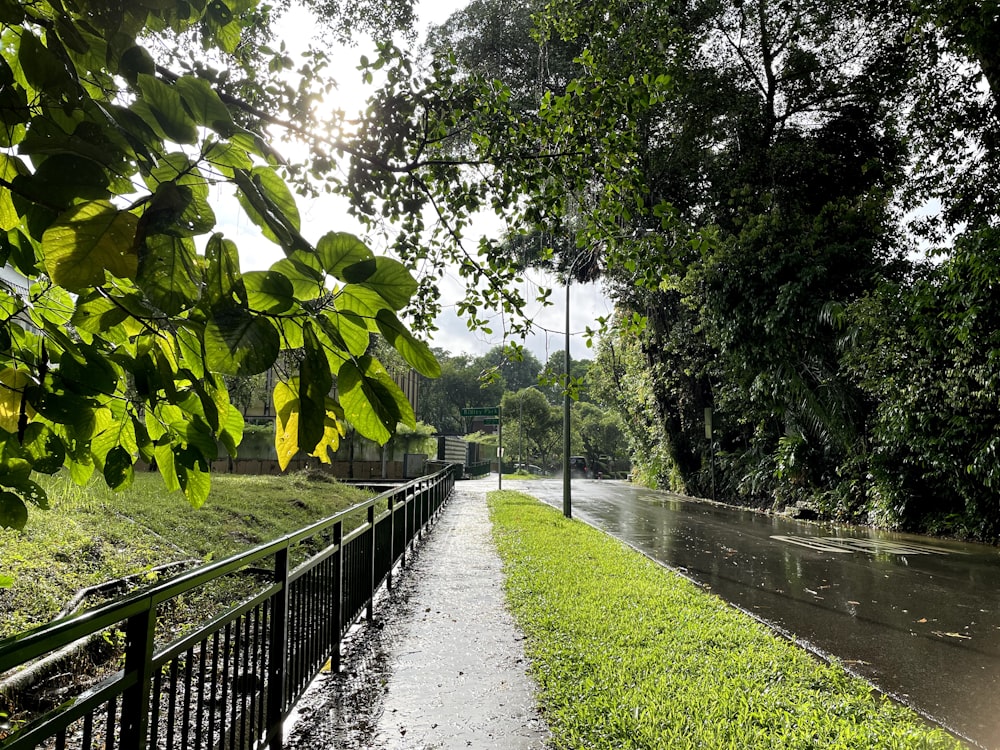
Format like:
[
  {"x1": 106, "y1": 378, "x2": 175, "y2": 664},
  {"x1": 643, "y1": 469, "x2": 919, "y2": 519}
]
[{"x1": 284, "y1": 479, "x2": 549, "y2": 749}]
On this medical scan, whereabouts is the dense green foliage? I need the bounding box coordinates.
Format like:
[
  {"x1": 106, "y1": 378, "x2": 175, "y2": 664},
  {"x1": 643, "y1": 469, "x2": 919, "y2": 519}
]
[
  {"x1": 427, "y1": 0, "x2": 1000, "y2": 540},
  {"x1": 0, "y1": 0, "x2": 441, "y2": 543},
  {"x1": 489, "y1": 490, "x2": 963, "y2": 749}
]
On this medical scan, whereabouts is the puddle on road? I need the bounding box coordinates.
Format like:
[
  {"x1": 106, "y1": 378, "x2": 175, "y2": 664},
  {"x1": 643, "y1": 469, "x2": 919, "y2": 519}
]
[{"x1": 771, "y1": 536, "x2": 959, "y2": 556}]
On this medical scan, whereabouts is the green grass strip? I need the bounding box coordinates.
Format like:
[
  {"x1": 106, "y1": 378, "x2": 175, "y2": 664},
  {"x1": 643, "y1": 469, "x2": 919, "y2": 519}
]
[{"x1": 489, "y1": 491, "x2": 965, "y2": 749}]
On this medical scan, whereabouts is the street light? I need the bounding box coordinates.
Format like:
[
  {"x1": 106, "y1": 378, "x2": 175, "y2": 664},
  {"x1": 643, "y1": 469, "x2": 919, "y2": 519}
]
[
  {"x1": 560, "y1": 248, "x2": 598, "y2": 519},
  {"x1": 562, "y1": 276, "x2": 572, "y2": 518}
]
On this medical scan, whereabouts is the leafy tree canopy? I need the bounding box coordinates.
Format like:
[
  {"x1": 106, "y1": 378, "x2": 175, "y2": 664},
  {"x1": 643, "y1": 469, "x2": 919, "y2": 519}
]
[{"x1": 0, "y1": 0, "x2": 440, "y2": 531}]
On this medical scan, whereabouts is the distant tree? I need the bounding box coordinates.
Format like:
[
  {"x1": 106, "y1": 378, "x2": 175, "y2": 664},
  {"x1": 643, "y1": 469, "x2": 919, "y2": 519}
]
[
  {"x1": 574, "y1": 401, "x2": 625, "y2": 473},
  {"x1": 539, "y1": 349, "x2": 591, "y2": 405},
  {"x1": 223, "y1": 374, "x2": 269, "y2": 417},
  {"x1": 475, "y1": 345, "x2": 543, "y2": 393},
  {"x1": 502, "y1": 388, "x2": 560, "y2": 467},
  {"x1": 417, "y1": 350, "x2": 485, "y2": 434}
]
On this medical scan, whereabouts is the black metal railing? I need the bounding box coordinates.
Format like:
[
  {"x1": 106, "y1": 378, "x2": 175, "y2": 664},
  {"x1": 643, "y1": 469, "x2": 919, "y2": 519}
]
[
  {"x1": 0, "y1": 465, "x2": 459, "y2": 750},
  {"x1": 466, "y1": 461, "x2": 490, "y2": 478}
]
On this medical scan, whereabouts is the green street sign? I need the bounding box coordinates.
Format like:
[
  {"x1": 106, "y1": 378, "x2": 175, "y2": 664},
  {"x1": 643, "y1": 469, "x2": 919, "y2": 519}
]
[
  {"x1": 482, "y1": 417, "x2": 499, "y2": 425},
  {"x1": 460, "y1": 406, "x2": 500, "y2": 417}
]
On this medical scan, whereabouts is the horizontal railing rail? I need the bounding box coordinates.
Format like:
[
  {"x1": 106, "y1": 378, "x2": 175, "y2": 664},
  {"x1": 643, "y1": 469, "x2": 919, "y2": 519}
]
[{"x1": 0, "y1": 464, "x2": 460, "y2": 750}]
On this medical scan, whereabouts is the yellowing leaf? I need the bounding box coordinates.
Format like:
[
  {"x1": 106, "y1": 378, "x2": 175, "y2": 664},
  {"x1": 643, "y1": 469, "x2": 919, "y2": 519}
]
[
  {"x1": 0, "y1": 154, "x2": 26, "y2": 230},
  {"x1": 274, "y1": 379, "x2": 300, "y2": 471},
  {"x1": 0, "y1": 368, "x2": 33, "y2": 433},
  {"x1": 308, "y1": 400, "x2": 346, "y2": 463}
]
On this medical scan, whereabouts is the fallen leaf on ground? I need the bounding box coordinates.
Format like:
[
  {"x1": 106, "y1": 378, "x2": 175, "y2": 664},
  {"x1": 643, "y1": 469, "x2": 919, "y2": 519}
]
[{"x1": 932, "y1": 631, "x2": 972, "y2": 640}]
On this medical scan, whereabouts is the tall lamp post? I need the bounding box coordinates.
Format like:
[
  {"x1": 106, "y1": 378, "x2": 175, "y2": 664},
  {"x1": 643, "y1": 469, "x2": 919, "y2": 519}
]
[{"x1": 562, "y1": 277, "x2": 572, "y2": 518}]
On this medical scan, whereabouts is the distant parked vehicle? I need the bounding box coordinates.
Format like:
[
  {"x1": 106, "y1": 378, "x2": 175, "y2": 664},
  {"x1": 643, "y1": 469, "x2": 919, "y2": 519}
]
[{"x1": 569, "y1": 456, "x2": 589, "y2": 477}]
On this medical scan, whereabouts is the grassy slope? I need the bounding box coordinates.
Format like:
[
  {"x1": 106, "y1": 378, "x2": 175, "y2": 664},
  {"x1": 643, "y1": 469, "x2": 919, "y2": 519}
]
[
  {"x1": 489, "y1": 490, "x2": 964, "y2": 750},
  {"x1": 0, "y1": 471, "x2": 373, "y2": 638}
]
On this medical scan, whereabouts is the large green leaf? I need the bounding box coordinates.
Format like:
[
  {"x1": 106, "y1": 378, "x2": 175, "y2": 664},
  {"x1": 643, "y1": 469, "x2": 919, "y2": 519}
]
[
  {"x1": 12, "y1": 153, "x2": 110, "y2": 211},
  {"x1": 204, "y1": 306, "x2": 280, "y2": 376},
  {"x1": 275, "y1": 316, "x2": 305, "y2": 348},
  {"x1": 317, "y1": 232, "x2": 373, "y2": 278},
  {"x1": 337, "y1": 357, "x2": 414, "y2": 444},
  {"x1": 235, "y1": 166, "x2": 301, "y2": 246},
  {"x1": 56, "y1": 341, "x2": 121, "y2": 397},
  {"x1": 29, "y1": 283, "x2": 75, "y2": 329},
  {"x1": 203, "y1": 140, "x2": 253, "y2": 172},
  {"x1": 336, "y1": 285, "x2": 390, "y2": 329},
  {"x1": 103, "y1": 446, "x2": 134, "y2": 490},
  {"x1": 320, "y1": 310, "x2": 369, "y2": 357},
  {"x1": 136, "y1": 73, "x2": 198, "y2": 144},
  {"x1": 175, "y1": 324, "x2": 206, "y2": 379},
  {"x1": 0, "y1": 491, "x2": 27, "y2": 530},
  {"x1": 0, "y1": 432, "x2": 31, "y2": 486},
  {"x1": 176, "y1": 387, "x2": 217, "y2": 433},
  {"x1": 174, "y1": 75, "x2": 234, "y2": 130},
  {"x1": 42, "y1": 201, "x2": 139, "y2": 291},
  {"x1": 147, "y1": 154, "x2": 209, "y2": 197},
  {"x1": 18, "y1": 29, "x2": 72, "y2": 96},
  {"x1": 138, "y1": 234, "x2": 200, "y2": 314},
  {"x1": 22, "y1": 423, "x2": 65, "y2": 474},
  {"x1": 298, "y1": 323, "x2": 332, "y2": 452},
  {"x1": 375, "y1": 309, "x2": 441, "y2": 377},
  {"x1": 139, "y1": 181, "x2": 215, "y2": 238},
  {"x1": 176, "y1": 445, "x2": 211, "y2": 508},
  {"x1": 269, "y1": 252, "x2": 324, "y2": 300},
  {"x1": 204, "y1": 233, "x2": 244, "y2": 307},
  {"x1": 354, "y1": 257, "x2": 418, "y2": 310},
  {"x1": 71, "y1": 293, "x2": 129, "y2": 334},
  {"x1": 341, "y1": 259, "x2": 376, "y2": 283},
  {"x1": 219, "y1": 404, "x2": 244, "y2": 457},
  {"x1": 171, "y1": 420, "x2": 219, "y2": 462},
  {"x1": 244, "y1": 270, "x2": 296, "y2": 314},
  {"x1": 153, "y1": 441, "x2": 180, "y2": 491}
]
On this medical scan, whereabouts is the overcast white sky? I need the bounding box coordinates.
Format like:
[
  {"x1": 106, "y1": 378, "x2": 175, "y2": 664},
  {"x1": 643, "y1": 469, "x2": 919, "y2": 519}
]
[{"x1": 225, "y1": 1, "x2": 613, "y2": 362}]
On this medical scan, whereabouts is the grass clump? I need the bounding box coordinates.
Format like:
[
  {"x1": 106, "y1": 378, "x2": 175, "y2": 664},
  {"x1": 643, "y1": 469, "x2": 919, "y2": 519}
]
[
  {"x1": 0, "y1": 471, "x2": 374, "y2": 638},
  {"x1": 489, "y1": 491, "x2": 964, "y2": 749}
]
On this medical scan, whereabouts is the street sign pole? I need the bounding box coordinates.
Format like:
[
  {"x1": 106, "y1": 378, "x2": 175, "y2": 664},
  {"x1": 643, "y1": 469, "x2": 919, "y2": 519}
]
[
  {"x1": 498, "y1": 406, "x2": 502, "y2": 490},
  {"x1": 459, "y1": 407, "x2": 501, "y2": 483}
]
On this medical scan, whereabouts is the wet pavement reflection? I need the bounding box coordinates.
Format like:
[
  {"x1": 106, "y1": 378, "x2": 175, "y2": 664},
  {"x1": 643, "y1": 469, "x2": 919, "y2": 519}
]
[{"x1": 506, "y1": 478, "x2": 1000, "y2": 749}]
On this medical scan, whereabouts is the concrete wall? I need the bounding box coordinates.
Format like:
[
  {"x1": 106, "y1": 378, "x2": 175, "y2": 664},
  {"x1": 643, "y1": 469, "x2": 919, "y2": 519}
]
[{"x1": 140, "y1": 459, "x2": 406, "y2": 480}]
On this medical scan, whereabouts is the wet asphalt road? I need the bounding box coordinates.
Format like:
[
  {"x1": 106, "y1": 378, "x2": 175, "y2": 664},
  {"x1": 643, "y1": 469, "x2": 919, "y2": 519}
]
[{"x1": 503, "y1": 477, "x2": 1000, "y2": 749}]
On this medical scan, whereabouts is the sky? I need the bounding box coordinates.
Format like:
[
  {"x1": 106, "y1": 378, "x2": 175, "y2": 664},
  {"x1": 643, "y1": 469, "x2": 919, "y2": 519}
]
[{"x1": 225, "y1": 1, "x2": 614, "y2": 363}]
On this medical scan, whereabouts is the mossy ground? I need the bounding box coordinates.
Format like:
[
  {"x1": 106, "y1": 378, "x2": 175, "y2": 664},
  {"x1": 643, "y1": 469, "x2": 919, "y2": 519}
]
[{"x1": 0, "y1": 471, "x2": 373, "y2": 638}]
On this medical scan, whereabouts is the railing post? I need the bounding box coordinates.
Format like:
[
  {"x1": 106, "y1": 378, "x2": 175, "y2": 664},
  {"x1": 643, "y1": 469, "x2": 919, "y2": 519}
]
[
  {"x1": 119, "y1": 602, "x2": 156, "y2": 748},
  {"x1": 387, "y1": 495, "x2": 395, "y2": 591},
  {"x1": 331, "y1": 521, "x2": 343, "y2": 673},
  {"x1": 266, "y1": 547, "x2": 290, "y2": 750},
  {"x1": 367, "y1": 504, "x2": 375, "y2": 623},
  {"x1": 422, "y1": 481, "x2": 429, "y2": 530},
  {"x1": 416, "y1": 485, "x2": 423, "y2": 540},
  {"x1": 401, "y1": 491, "x2": 408, "y2": 569}
]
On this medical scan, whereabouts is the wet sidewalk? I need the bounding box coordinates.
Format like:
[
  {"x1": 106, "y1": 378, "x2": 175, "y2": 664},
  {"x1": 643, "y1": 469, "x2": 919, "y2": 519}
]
[{"x1": 284, "y1": 478, "x2": 549, "y2": 749}]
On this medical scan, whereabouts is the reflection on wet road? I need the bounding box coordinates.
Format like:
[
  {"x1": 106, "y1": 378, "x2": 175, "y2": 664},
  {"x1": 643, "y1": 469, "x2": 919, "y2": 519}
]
[{"x1": 504, "y1": 478, "x2": 1000, "y2": 749}]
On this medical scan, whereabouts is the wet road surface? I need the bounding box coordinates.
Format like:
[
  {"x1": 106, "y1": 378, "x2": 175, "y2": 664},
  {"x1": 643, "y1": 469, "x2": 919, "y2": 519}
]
[{"x1": 505, "y1": 477, "x2": 1000, "y2": 749}]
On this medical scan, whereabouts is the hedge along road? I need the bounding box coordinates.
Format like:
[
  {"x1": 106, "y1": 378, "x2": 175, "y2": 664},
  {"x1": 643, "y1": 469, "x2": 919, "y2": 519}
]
[{"x1": 503, "y1": 477, "x2": 1000, "y2": 749}]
